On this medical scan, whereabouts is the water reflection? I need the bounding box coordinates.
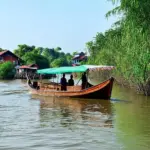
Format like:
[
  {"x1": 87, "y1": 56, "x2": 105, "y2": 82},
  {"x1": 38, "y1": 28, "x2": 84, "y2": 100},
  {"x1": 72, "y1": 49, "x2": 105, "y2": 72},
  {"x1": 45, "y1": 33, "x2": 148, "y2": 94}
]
[
  {"x1": 112, "y1": 84, "x2": 150, "y2": 150},
  {"x1": 31, "y1": 95, "x2": 113, "y2": 129}
]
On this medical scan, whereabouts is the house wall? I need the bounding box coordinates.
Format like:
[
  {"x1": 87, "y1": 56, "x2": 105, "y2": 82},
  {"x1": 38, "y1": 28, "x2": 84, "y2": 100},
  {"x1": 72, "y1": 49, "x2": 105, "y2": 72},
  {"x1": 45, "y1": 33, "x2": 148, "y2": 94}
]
[{"x1": 2, "y1": 55, "x2": 19, "y2": 65}]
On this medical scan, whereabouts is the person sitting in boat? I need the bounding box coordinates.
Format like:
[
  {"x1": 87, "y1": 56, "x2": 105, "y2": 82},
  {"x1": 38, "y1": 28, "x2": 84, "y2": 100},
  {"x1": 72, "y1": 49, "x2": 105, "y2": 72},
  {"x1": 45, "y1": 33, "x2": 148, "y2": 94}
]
[
  {"x1": 33, "y1": 81, "x2": 40, "y2": 90},
  {"x1": 81, "y1": 72, "x2": 87, "y2": 89},
  {"x1": 68, "y1": 74, "x2": 74, "y2": 86},
  {"x1": 60, "y1": 73, "x2": 67, "y2": 91}
]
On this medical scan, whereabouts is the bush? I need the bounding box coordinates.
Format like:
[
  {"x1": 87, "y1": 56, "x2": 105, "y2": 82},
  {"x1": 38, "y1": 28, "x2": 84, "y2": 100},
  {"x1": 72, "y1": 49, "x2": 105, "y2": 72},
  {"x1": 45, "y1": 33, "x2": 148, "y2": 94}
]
[{"x1": 0, "y1": 61, "x2": 15, "y2": 79}]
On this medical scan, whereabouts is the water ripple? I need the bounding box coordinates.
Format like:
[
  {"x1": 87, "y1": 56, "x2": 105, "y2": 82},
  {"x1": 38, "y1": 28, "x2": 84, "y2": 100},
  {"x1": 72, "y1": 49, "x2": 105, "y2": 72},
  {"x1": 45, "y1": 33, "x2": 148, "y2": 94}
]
[{"x1": 0, "y1": 80, "x2": 150, "y2": 149}]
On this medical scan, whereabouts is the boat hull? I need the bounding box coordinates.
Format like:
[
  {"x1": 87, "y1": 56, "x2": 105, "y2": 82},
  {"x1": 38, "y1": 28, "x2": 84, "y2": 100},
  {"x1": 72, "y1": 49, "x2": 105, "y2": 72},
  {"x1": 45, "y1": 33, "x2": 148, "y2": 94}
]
[{"x1": 28, "y1": 77, "x2": 114, "y2": 100}]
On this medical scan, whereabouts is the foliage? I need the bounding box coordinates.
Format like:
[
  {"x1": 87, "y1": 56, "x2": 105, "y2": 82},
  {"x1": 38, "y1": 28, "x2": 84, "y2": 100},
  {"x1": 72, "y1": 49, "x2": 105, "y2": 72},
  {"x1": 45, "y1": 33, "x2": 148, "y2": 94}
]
[
  {"x1": 22, "y1": 53, "x2": 49, "y2": 69},
  {"x1": 54, "y1": 47, "x2": 62, "y2": 51},
  {"x1": 0, "y1": 48, "x2": 4, "y2": 52},
  {"x1": 0, "y1": 48, "x2": 7, "y2": 52},
  {"x1": 86, "y1": 0, "x2": 150, "y2": 95},
  {"x1": 51, "y1": 58, "x2": 68, "y2": 67},
  {"x1": 0, "y1": 61, "x2": 15, "y2": 79},
  {"x1": 72, "y1": 51, "x2": 78, "y2": 56},
  {"x1": 14, "y1": 45, "x2": 73, "y2": 69}
]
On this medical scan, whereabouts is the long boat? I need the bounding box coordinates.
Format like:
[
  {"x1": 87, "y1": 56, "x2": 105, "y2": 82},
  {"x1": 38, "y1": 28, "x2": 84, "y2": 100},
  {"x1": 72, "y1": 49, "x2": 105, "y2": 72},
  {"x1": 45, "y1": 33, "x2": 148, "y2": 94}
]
[{"x1": 27, "y1": 65, "x2": 115, "y2": 99}]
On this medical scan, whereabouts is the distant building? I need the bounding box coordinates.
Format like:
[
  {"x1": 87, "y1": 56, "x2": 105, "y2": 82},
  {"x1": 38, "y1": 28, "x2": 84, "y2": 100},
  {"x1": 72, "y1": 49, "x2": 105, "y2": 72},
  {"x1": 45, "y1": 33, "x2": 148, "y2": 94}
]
[
  {"x1": 17, "y1": 64, "x2": 38, "y2": 74},
  {"x1": 0, "y1": 50, "x2": 21, "y2": 65},
  {"x1": 72, "y1": 52, "x2": 87, "y2": 66},
  {"x1": 15, "y1": 64, "x2": 38, "y2": 79}
]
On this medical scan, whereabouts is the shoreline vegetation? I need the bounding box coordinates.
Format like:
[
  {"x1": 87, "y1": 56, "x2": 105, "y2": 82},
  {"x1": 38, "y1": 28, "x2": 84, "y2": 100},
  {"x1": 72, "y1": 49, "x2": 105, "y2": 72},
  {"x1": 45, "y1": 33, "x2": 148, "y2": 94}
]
[
  {"x1": 85, "y1": 0, "x2": 150, "y2": 96},
  {"x1": 1, "y1": 0, "x2": 150, "y2": 96},
  {"x1": 0, "y1": 46, "x2": 74, "y2": 80},
  {"x1": 0, "y1": 61, "x2": 15, "y2": 79}
]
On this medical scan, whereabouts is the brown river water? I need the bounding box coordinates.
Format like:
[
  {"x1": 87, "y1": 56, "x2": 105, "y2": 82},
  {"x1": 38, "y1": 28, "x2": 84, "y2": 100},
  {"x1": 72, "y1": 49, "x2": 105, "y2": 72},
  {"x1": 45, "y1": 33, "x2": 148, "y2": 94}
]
[{"x1": 0, "y1": 79, "x2": 150, "y2": 150}]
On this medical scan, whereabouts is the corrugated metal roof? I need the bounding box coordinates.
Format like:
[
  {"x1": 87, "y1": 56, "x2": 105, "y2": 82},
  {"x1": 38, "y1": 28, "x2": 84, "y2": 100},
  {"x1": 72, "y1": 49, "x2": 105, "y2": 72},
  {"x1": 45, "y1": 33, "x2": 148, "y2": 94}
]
[{"x1": 19, "y1": 65, "x2": 38, "y2": 70}]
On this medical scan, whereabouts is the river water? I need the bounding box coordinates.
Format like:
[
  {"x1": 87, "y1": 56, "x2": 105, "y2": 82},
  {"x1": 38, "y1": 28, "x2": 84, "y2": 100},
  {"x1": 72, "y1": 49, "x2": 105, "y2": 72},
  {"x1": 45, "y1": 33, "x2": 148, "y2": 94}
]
[{"x1": 0, "y1": 80, "x2": 150, "y2": 150}]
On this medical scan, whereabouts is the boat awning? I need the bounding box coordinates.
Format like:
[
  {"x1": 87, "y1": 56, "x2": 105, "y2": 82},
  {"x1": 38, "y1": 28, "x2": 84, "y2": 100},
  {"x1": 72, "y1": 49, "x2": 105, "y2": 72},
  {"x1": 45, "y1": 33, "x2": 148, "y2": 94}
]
[{"x1": 37, "y1": 65, "x2": 115, "y2": 75}]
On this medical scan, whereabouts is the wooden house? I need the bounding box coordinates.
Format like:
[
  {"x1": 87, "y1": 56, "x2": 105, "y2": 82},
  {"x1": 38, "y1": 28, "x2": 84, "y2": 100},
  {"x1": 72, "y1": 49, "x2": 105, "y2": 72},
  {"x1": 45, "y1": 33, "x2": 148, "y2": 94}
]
[
  {"x1": 72, "y1": 52, "x2": 87, "y2": 66},
  {"x1": 0, "y1": 50, "x2": 21, "y2": 65}
]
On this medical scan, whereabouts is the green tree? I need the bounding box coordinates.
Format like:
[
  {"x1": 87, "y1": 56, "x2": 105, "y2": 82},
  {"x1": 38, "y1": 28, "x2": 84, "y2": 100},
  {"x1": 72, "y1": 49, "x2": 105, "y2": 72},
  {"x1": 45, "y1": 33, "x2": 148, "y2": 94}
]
[
  {"x1": 0, "y1": 62, "x2": 15, "y2": 79},
  {"x1": 51, "y1": 58, "x2": 68, "y2": 68},
  {"x1": 14, "y1": 44, "x2": 73, "y2": 69},
  {"x1": 0, "y1": 48, "x2": 4, "y2": 52},
  {"x1": 23, "y1": 53, "x2": 49, "y2": 69},
  {"x1": 54, "y1": 47, "x2": 62, "y2": 51},
  {"x1": 66, "y1": 53, "x2": 72, "y2": 65},
  {"x1": 72, "y1": 51, "x2": 78, "y2": 56}
]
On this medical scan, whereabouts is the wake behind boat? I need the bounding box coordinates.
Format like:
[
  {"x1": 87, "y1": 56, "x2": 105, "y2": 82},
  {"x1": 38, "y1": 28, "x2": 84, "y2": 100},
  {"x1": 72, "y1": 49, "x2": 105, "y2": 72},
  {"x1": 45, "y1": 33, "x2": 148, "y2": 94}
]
[{"x1": 27, "y1": 65, "x2": 115, "y2": 99}]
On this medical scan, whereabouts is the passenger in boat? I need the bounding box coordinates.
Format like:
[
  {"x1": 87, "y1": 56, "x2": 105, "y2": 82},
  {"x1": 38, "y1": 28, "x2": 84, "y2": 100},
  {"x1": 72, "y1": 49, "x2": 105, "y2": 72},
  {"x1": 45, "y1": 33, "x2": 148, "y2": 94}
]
[
  {"x1": 33, "y1": 81, "x2": 40, "y2": 90},
  {"x1": 68, "y1": 74, "x2": 74, "y2": 86},
  {"x1": 60, "y1": 73, "x2": 67, "y2": 91},
  {"x1": 81, "y1": 72, "x2": 87, "y2": 89},
  {"x1": 28, "y1": 79, "x2": 32, "y2": 85}
]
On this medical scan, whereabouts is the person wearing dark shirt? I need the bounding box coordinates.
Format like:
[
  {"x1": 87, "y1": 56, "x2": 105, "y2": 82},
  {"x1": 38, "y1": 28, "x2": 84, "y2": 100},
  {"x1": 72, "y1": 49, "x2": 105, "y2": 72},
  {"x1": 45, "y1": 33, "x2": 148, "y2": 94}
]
[
  {"x1": 68, "y1": 74, "x2": 74, "y2": 86},
  {"x1": 81, "y1": 72, "x2": 87, "y2": 89},
  {"x1": 60, "y1": 73, "x2": 67, "y2": 91}
]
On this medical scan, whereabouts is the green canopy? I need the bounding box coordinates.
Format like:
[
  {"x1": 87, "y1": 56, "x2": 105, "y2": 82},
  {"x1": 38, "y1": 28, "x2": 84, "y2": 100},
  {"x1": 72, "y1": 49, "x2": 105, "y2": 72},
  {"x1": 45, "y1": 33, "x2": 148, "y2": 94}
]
[
  {"x1": 37, "y1": 65, "x2": 86, "y2": 74},
  {"x1": 37, "y1": 65, "x2": 115, "y2": 74}
]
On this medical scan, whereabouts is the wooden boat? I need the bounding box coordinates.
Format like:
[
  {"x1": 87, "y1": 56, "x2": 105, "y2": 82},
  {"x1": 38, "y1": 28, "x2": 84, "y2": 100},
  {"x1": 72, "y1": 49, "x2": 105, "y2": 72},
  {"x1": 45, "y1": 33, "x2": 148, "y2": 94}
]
[
  {"x1": 27, "y1": 65, "x2": 115, "y2": 99},
  {"x1": 28, "y1": 77, "x2": 114, "y2": 99}
]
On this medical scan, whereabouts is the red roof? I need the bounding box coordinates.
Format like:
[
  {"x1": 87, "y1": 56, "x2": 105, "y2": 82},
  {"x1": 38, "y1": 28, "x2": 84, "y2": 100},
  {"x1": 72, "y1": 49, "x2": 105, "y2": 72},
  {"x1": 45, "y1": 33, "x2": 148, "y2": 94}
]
[
  {"x1": 79, "y1": 55, "x2": 86, "y2": 60},
  {"x1": 19, "y1": 65, "x2": 30, "y2": 69},
  {"x1": 19, "y1": 65, "x2": 38, "y2": 69},
  {"x1": 73, "y1": 55, "x2": 87, "y2": 61}
]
